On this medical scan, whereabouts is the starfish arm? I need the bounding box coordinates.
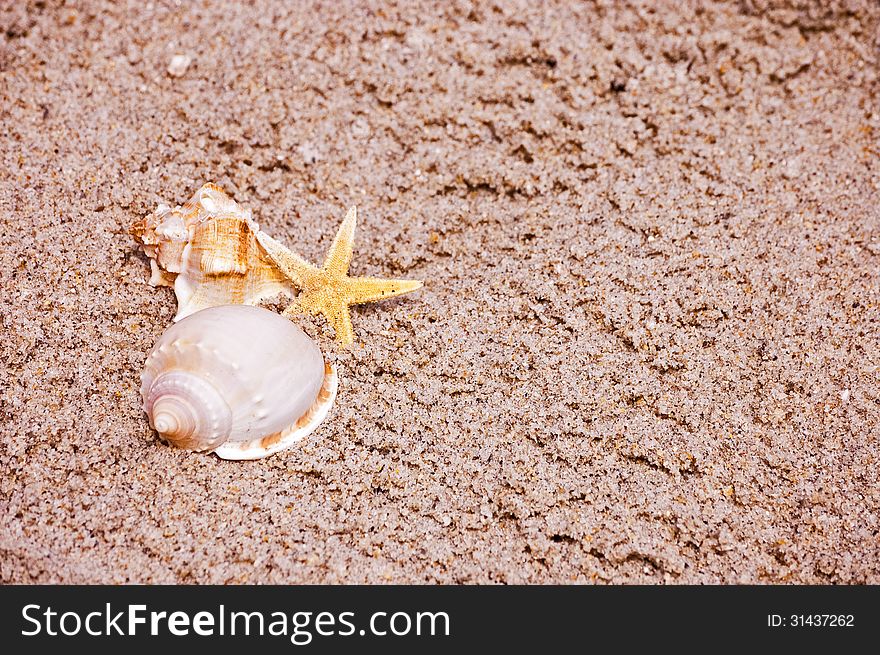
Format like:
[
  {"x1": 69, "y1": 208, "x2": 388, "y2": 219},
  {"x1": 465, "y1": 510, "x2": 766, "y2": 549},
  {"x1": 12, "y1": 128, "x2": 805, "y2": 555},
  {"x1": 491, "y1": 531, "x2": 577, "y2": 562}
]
[
  {"x1": 255, "y1": 230, "x2": 317, "y2": 289},
  {"x1": 326, "y1": 301, "x2": 355, "y2": 346},
  {"x1": 322, "y1": 206, "x2": 357, "y2": 276},
  {"x1": 284, "y1": 292, "x2": 355, "y2": 346},
  {"x1": 345, "y1": 276, "x2": 423, "y2": 305}
]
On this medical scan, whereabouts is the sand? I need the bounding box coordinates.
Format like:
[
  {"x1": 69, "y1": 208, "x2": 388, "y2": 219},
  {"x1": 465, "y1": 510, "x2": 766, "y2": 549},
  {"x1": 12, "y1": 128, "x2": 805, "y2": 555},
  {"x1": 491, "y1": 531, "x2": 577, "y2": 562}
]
[{"x1": 1, "y1": 0, "x2": 878, "y2": 584}]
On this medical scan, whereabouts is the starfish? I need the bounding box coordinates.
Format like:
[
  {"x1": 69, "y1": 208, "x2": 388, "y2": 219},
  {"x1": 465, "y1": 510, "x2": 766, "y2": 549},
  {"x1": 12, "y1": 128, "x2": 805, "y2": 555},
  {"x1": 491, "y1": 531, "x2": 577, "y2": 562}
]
[{"x1": 256, "y1": 207, "x2": 422, "y2": 346}]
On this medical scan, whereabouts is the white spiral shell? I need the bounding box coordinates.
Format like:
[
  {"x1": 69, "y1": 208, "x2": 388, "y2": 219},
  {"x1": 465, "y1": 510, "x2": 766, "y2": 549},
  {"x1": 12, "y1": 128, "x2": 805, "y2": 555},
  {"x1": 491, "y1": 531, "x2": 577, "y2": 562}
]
[{"x1": 140, "y1": 305, "x2": 337, "y2": 460}]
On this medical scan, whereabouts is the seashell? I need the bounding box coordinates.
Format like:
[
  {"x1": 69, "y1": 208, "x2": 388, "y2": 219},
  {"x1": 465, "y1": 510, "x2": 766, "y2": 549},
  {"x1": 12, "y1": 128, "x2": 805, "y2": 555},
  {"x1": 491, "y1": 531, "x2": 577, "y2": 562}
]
[
  {"x1": 131, "y1": 183, "x2": 295, "y2": 321},
  {"x1": 140, "y1": 305, "x2": 337, "y2": 460}
]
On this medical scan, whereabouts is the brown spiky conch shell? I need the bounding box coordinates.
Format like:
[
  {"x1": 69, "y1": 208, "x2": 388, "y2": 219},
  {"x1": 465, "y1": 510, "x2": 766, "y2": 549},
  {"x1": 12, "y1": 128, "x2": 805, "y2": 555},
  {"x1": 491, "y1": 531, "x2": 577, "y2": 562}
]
[{"x1": 131, "y1": 183, "x2": 294, "y2": 321}]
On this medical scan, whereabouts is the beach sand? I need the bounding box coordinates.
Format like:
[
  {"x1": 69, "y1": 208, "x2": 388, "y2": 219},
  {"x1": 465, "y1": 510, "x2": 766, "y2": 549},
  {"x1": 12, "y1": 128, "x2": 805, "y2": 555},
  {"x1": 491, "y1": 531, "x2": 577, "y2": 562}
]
[{"x1": 1, "y1": 0, "x2": 878, "y2": 583}]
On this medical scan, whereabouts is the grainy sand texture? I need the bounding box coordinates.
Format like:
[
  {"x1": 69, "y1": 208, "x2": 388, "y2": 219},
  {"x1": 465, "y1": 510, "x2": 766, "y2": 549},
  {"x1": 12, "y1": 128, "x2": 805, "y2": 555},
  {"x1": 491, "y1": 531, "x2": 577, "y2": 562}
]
[{"x1": 1, "y1": 0, "x2": 879, "y2": 583}]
